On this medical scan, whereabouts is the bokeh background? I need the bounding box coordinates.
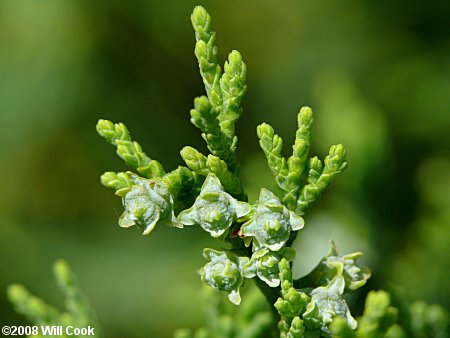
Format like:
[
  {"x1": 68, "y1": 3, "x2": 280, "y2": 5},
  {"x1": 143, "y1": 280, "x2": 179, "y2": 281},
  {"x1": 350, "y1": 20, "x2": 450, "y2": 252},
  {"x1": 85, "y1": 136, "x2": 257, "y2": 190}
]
[{"x1": 1, "y1": 0, "x2": 449, "y2": 337}]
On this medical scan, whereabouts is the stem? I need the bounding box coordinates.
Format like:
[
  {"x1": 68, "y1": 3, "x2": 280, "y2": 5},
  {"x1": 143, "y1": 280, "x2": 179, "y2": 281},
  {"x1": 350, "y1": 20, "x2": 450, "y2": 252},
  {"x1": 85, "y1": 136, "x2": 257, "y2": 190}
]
[
  {"x1": 254, "y1": 278, "x2": 279, "y2": 308},
  {"x1": 254, "y1": 279, "x2": 280, "y2": 337},
  {"x1": 286, "y1": 231, "x2": 298, "y2": 248}
]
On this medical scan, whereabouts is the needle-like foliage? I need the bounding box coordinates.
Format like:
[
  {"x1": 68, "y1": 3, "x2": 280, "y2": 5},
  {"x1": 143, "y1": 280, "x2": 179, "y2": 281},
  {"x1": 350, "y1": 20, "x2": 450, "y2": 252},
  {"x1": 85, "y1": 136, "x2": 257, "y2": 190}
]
[{"x1": 8, "y1": 261, "x2": 100, "y2": 338}]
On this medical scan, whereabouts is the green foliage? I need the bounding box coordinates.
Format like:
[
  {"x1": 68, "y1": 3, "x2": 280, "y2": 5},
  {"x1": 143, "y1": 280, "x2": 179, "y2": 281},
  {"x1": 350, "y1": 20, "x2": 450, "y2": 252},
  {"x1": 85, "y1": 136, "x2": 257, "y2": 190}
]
[
  {"x1": 273, "y1": 243, "x2": 370, "y2": 337},
  {"x1": 256, "y1": 105, "x2": 347, "y2": 215},
  {"x1": 181, "y1": 147, "x2": 243, "y2": 197},
  {"x1": 100, "y1": 171, "x2": 132, "y2": 197},
  {"x1": 7, "y1": 260, "x2": 100, "y2": 338},
  {"x1": 355, "y1": 291, "x2": 401, "y2": 338},
  {"x1": 257, "y1": 107, "x2": 314, "y2": 209},
  {"x1": 92, "y1": 5, "x2": 448, "y2": 337},
  {"x1": 330, "y1": 291, "x2": 449, "y2": 338},
  {"x1": 407, "y1": 301, "x2": 449, "y2": 338},
  {"x1": 190, "y1": 6, "x2": 246, "y2": 176},
  {"x1": 296, "y1": 144, "x2": 347, "y2": 215},
  {"x1": 8, "y1": 4, "x2": 449, "y2": 338},
  {"x1": 276, "y1": 259, "x2": 308, "y2": 317},
  {"x1": 174, "y1": 286, "x2": 273, "y2": 338},
  {"x1": 92, "y1": 6, "x2": 355, "y2": 336},
  {"x1": 96, "y1": 119, "x2": 165, "y2": 179},
  {"x1": 8, "y1": 285, "x2": 59, "y2": 327}
]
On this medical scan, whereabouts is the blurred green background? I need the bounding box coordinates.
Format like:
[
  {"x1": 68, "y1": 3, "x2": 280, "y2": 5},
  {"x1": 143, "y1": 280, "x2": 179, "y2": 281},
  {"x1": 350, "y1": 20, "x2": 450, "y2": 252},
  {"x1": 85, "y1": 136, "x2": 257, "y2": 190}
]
[{"x1": 0, "y1": 0, "x2": 449, "y2": 337}]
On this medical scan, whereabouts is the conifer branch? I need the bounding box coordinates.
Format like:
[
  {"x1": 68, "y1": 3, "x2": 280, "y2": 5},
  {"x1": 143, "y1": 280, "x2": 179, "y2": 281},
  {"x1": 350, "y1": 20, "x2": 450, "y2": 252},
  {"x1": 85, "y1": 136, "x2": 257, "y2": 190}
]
[
  {"x1": 296, "y1": 144, "x2": 347, "y2": 215},
  {"x1": 181, "y1": 146, "x2": 243, "y2": 197},
  {"x1": 191, "y1": 6, "x2": 223, "y2": 109},
  {"x1": 96, "y1": 119, "x2": 165, "y2": 178}
]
